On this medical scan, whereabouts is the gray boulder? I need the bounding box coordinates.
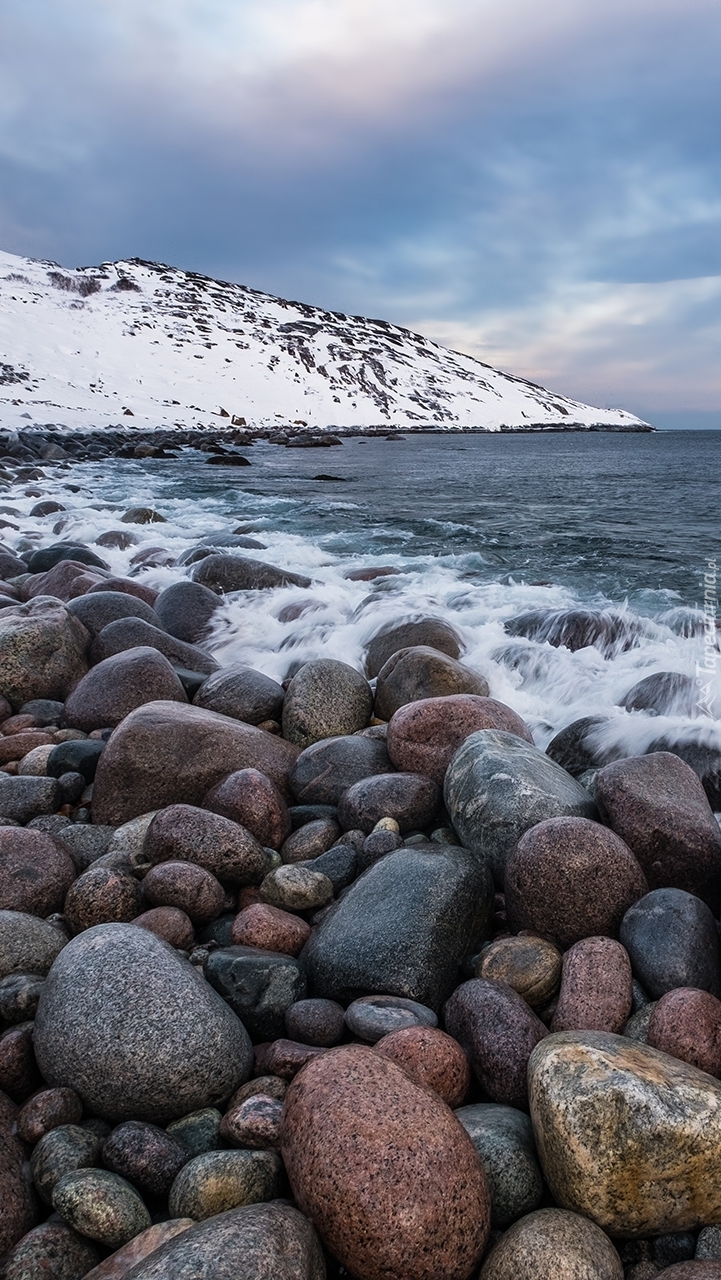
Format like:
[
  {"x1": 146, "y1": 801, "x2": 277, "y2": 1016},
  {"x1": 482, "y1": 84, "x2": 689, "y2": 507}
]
[
  {"x1": 91, "y1": 617, "x2": 220, "y2": 676},
  {"x1": 0, "y1": 911, "x2": 66, "y2": 980},
  {"x1": 282, "y1": 661, "x2": 372, "y2": 749},
  {"x1": 619, "y1": 888, "x2": 721, "y2": 998},
  {"x1": 364, "y1": 618, "x2": 462, "y2": 678},
  {"x1": 192, "y1": 555, "x2": 311, "y2": 593},
  {"x1": 455, "y1": 1103, "x2": 544, "y2": 1228},
  {"x1": 290, "y1": 735, "x2": 390, "y2": 806},
  {"x1": 154, "y1": 581, "x2": 221, "y2": 645},
  {"x1": 0, "y1": 599, "x2": 89, "y2": 710},
  {"x1": 67, "y1": 592, "x2": 160, "y2": 638},
  {"x1": 63, "y1": 648, "x2": 188, "y2": 733},
  {"x1": 0, "y1": 777, "x2": 61, "y2": 824},
  {"x1": 193, "y1": 664, "x2": 285, "y2": 725}
]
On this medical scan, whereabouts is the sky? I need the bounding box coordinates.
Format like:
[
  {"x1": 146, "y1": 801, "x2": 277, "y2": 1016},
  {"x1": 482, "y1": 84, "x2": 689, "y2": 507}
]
[{"x1": 0, "y1": 0, "x2": 720, "y2": 424}]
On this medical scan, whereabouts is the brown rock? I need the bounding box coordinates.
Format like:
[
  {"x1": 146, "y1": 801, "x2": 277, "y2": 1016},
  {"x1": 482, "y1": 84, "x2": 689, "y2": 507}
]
[
  {"x1": 477, "y1": 935, "x2": 562, "y2": 1007},
  {"x1": 230, "y1": 903, "x2": 311, "y2": 957},
  {"x1": 596, "y1": 753, "x2": 721, "y2": 907},
  {"x1": 88, "y1": 577, "x2": 158, "y2": 607},
  {"x1": 648, "y1": 988, "x2": 721, "y2": 1077},
  {"x1": 443, "y1": 979, "x2": 547, "y2": 1109},
  {"x1": 102, "y1": 1121, "x2": 190, "y2": 1197},
  {"x1": 142, "y1": 862, "x2": 224, "y2": 924},
  {"x1": 551, "y1": 938, "x2": 633, "y2": 1034},
  {"x1": 17, "y1": 1086, "x2": 83, "y2": 1143},
  {"x1": 203, "y1": 768, "x2": 291, "y2": 849},
  {"x1": 64, "y1": 866, "x2": 143, "y2": 935},
  {"x1": 0, "y1": 828, "x2": 76, "y2": 916},
  {"x1": 82, "y1": 1220, "x2": 194, "y2": 1280},
  {"x1": 387, "y1": 694, "x2": 533, "y2": 784},
  {"x1": 3, "y1": 1220, "x2": 100, "y2": 1280},
  {"x1": 144, "y1": 804, "x2": 268, "y2": 885},
  {"x1": 280, "y1": 817, "x2": 341, "y2": 863},
  {"x1": 227, "y1": 1075, "x2": 287, "y2": 1108},
  {"x1": 280, "y1": 1044, "x2": 490, "y2": 1280},
  {"x1": 0, "y1": 599, "x2": 90, "y2": 711},
  {"x1": 0, "y1": 730, "x2": 54, "y2": 764},
  {"x1": 63, "y1": 648, "x2": 188, "y2": 733},
  {"x1": 374, "y1": 1025, "x2": 470, "y2": 1107},
  {"x1": 219, "y1": 1095, "x2": 283, "y2": 1148},
  {"x1": 365, "y1": 619, "x2": 462, "y2": 678},
  {"x1": 92, "y1": 701, "x2": 300, "y2": 825},
  {"x1": 132, "y1": 907, "x2": 194, "y2": 950},
  {"x1": 479, "y1": 1207, "x2": 623, "y2": 1279},
  {"x1": 0, "y1": 1022, "x2": 42, "y2": 1101},
  {"x1": 24, "y1": 559, "x2": 105, "y2": 602},
  {"x1": 337, "y1": 771, "x2": 441, "y2": 833},
  {"x1": 0, "y1": 1089, "x2": 38, "y2": 1257},
  {"x1": 374, "y1": 645, "x2": 490, "y2": 720},
  {"x1": 505, "y1": 816, "x2": 648, "y2": 949},
  {"x1": 254, "y1": 1039, "x2": 329, "y2": 1080}
]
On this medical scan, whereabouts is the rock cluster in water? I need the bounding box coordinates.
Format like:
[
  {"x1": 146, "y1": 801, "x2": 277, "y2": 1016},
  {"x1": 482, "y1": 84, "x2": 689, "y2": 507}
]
[{"x1": 0, "y1": 508, "x2": 721, "y2": 1280}]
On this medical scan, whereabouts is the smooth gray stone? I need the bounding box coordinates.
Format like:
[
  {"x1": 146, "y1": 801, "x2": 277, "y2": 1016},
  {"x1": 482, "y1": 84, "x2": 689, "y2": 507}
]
[
  {"x1": 0, "y1": 910, "x2": 66, "y2": 979},
  {"x1": 344, "y1": 994, "x2": 437, "y2": 1043},
  {"x1": 167, "y1": 1108, "x2": 223, "y2": 1156},
  {"x1": 51, "y1": 1168, "x2": 151, "y2": 1248},
  {"x1": 455, "y1": 1103, "x2": 544, "y2": 1228},
  {"x1": 154, "y1": 580, "x2": 221, "y2": 645},
  {"x1": 192, "y1": 554, "x2": 311, "y2": 594},
  {"x1": 168, "y1": 1150, "x2": 282, "y2": 1220},
  {"x1": 67, "y1": 591, "x2": 160, "y2": 638},
  {"x1": 91, "y1": 616, "x2": 220, "y2": 676},
  {"x1": 282, "y1": 661, "x2": 372, "y2": 750},
  {"x1": 193, "y1": 664, "x2": 284, "y2": 725},
  {"x1": 204, "y1": 946, "x2": 307, "y2": 1042},
  {"x1": 0, "y1": 776, "x2": 61, "y2": 823},
  {"x1": 620, "y1": 888, "x2": 721, "y2": 998},
  {"x1": 289, "y1": 734, "x2": 390, "y2": 806},
  {"x1": 31, "y1": 1123, "x2": 103, "y2": 1205},
  {"x1": 56, "y1": 824, "x2": 115, "y2": 870}
]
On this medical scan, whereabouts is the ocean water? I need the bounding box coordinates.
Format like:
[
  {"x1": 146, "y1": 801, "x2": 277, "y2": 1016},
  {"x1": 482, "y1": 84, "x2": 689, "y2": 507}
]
[{"x1": 3, "y1": 430, "x2": 720, "y2": 759}]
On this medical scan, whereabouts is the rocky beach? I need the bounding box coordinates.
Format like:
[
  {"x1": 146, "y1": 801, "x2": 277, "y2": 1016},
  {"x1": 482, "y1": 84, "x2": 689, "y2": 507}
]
[{"x1": 0, "y1": 429, "x2": 721, "y2": 1280}]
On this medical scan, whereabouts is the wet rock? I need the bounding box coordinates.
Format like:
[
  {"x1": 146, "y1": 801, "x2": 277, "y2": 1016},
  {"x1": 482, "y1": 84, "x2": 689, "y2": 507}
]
[
  {"x1": 647, "y1": 988, "x2": 721, "y2": 1077},
  {"x1": 445, "y1": 730, "x2": 597, "y2": 884},
  {"x1": 192, "y1": 554, "x2": 311, "y2": 593},
  {"x1": 0, "y1": 1021, "x2": 41, "y2": 1101},
  {"x1": 0, "y1": 775, "x2": 61, "y2": 823},
  {"x1": 280, "y1": 818, "x2": 340, "y2": 863},
  {"x1": 63, "y1": 866, "x2": 143, "y2": 934},
  {"x1": 620, "y1": 889, "x2": 721, "y2": 998},
  {"x1": 168, "y1": 1149, "x2": 281, "y2": 1219},
  {"x1": 620, "y1": 672, "x2": 700, "y2": 717},
  {"x1": 444, "y1": 979, "x2": 548, "y2": 1109},
  {"x1": 551, "y1": 938, "x2": 633, "y2": 1034},
  {"x1": 0, "y1": 828, "x2": 76, "y2": 916},
  {"x1": 282, "y1": 660, "x2": 372, "y2": 749},
  {"x1": 47, "y1": 739, "x2": 105, "y2": 783},
  {"x1": 374, "y1": 646, "x2": 489, "y2": 721},
  {"x1": 66, "y1": 592, "x2": 160, "y2": 638},
  {"x1": 24, "y1": 560, "x2": 106, "y2": 602},
  {"x1": 364, "y1": 618, "x2": 462, "y2": 678},
  {"x1": 597, "y1": 752, "x2": 721, "y2": 908},
  {"x1": 505, "y1": 607, "x2": 644, "y2": 655},
  {"x1": 374, "y1": 1025, "x2": 470, "y2": 1107},
  {"x1": 529, "y1": 1029, "x2": 721, "y2": 1235},
  {"x1": 64, "y1": 648, "x2": 188, "y2": 733},
  {"x1": 477, "y1": 935, "x2": 562, "y2": 1007},
  {"x1": 260, "y1": 864, "x2": 333, "y2": 911},
  {"x1": 51, "y1": 1168, "x2": 151, "y2": 1247},
  {"x1": 479, "y1": 1207, "x2": 623, "y2": 1279},
  {"x1": 0, "y1": 910, "x2": 66, "y2": 978},
  {"x1": 0, "y1": 1092, "x2": 39, "y2": 1255},
  {"x1": 132, "y1": 906, "x2": 194, "y2": 949},
  {"x1": 219, "y1": 1095, "x2": 283, "y2": 1149},
  {"x1": 387, "y1": 694, "x2": 533, "y2": 784},
  {"x1": 280, "y1": 1044, "x2": 490, "y2": 1280},
  {"x1": 34, "y1": 922, "x2": 253, "y2": 1122},
  {"x1": 120, "y1": 507, "x2": 166, "y2": 525},
  {"x1": 102, "y1": 1121, "x2": 189, "y2": 1197},
  {"x1": 0, "y1": 972, "x2": 45, "y2": 1024},
  {"x1": 2, "y1": 1220, "x2": 99, "y2": 1280},
  {"x1": 204, "y1": 945, "x2": 306, "y2": 1041},
  {"x1": 231, "y1": 903, "x2": 311, "y2": 957},
  {"x1": 87, "y1": 577, "x2": 158, "y2": 607},
  {"x1": 92, "y1": 617, "x2": 219, "y2": 679},
  {"x1": 144, "y1": 803, "x2": 268, "y2": 885},
  {"x1": 546, "y1": 716, "x2": 616, "y2": 777},
  {"x1": 153, "y1": 581, "x2": 221, "y2": 645},
  {"x1": 345, "y1": 994, "x2": 437, "y2": 1043},
  {"x1": 456, "y1": 1104, "x2": 544, "y2": 1229},
  {"x1": 302, "y1": 844, "x2": 493, "y2": 1012},
  {"x1": 289, "y1": 733, "x2": 391, "y2": 807},
  {"x1": 31, "y1": 1123, "x2": 103, "y2": 1204},
  {"x1": 504, "y1": 816, "x2": 648, "y2": 949},
  {"x1": 92, "y1": 701, "x2": 300, "y2": 825},
  {"x1": 141, "y1": 861, "x2": 224, "y2": 924},
  {"x1": 285, "y1": 997, "x2": 345, "y2": 1046},
  {"x1": 228, "y1": 1076, "x2": 288, "y2": 1107},
  {"x1": 17, "y1": 1086, "x2": 82, "y2": 1143},
  {"x1": 337, "y1": 771, "x2": 440, "y2": 834},
  {"x1": 193, "y1": 664, "x2": 284, "y2": 725},
  {"x1": 27, "y1": 544, "x2": 109, "y2": 574},
  {"x1": 204, "y1": 768, "x2": 291, "y2": 849}
]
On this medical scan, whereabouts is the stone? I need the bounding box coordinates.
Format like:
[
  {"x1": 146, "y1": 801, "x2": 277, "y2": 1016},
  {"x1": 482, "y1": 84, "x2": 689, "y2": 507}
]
[
  {"x1": 299, "y1": 842, "x2": 357, "y2": 893},
  {"x1": 231, "y1": 903, "x2": 310, "y2": 957},
  {"x1": 0, "y1": 973, "x2": 45, "y2": 1023},
  {"x1": 282, "y1": 660, "x2": 372, "y2": 748},
  {"x1": 0, "y1": 1021, "x2": 41, "y2": 1101},
  {"x1": 280, "y1": 1044, "x2": 490, "y2": 1280},
  {"x1": 285, "y1": 998, "x2": 345, "y2": 1046},
  {"x1": 204, "y1": 768, "x2": 291, "y2": 849},
  {"x1": 456, "y1": 1103, "x2": 544, "y2": 1229},
  {"x1": 358, "y1": 826, "x2": 403, "y2": 869},
  {"x1": 337, "y1": 772, "x2": 440, "y2": 834},
  {"x1": 229, "y1": 1076, "x2": 288, "y2": 1108},
  {"x1": 27, "y1": 544, "x2": 109, "y2": 574},
  {"x1": 374, "y1": 1025, "x2": 470, "y2": 1107},
  {"x1": 33, "y1": 923, "x2": 253, "y2": 1122},
  {"x1": 253, "y1": 1039, "x2": 327, "y2": 1079},
  {"x1": 92, "y1": 702, "x2": 300, "y2": 824},
  {"x1": 219, "y1": 1095, "x2": 283, "y2": 1149},
  {"x1": 120, "y1": 507, "x2": 166, "y2": 525},
  {"x1": 19, "y1": 697, "x2": 65, "y2": 725},
  {"x1": 345, "y1": 994, "x2": 438, "y2": 1043},
  {"x1": 504, "y1": 816, "x2": 648, "y2": 949},
  {"x1": 144, "y1": 804, "x2": 268, "y2": 885},
  {"x1": 0, "y1": 910, "x2": 66, "y2": 978},
  {"x1": 477, "y1": 935, "x2": 562, "y2": 1007},
  {"x1": 204, "y1": 945, "x2": 307, "y2": 1041},
  {"x1": 47, "y1": 739, "x2": 105, "y2": 782},
  {"x1": 444, "y1": 979, "x2": 548, "y2": 1109},
  {"x1": 551, "y1": 938, "x2": 633, "y2": 1034},
  {"x1": 696, "y1": 1228, "x2": 721, "y2": 1260},
  {"x1": 24, "y1": 560, "x2": 106, "y2": 602},
  {"x1": 281, "y1": 818, "x2": 340, "y2": 863},
  {"x1": 374, "y1": 646, "x2": 489, "y2": 721},
  {"x1": 364, "y1": 619, "x2": 462, "y2": 678},
  {"x1": 102, "y1": 1121, "x2": 190, "y2": 1197},
  {"x1": 504, "y1": 607, "x2": 643, "y2": 654},
  {"x1": 0, "y1": 775, "x2": 61, "y2": 823},
  {"x1": 655, "y1": 1266, "x2": 721, "y2": 1279},
  {"x1": 529, "y1": 1029, "x2": 721, "y2": 1236},
  {"x1": 0, "y1": 729, "x2": 55, "y2": 765},
  {"x1": 386, "y1": 694, "x2": 533, "y2": 784},
  {"x1": 56, "y1": 824, "x2": 115, "y2": 871},
  {"x1": 290, "y1": 734, "x2": 391, "y2": 809},
  {"x1": 168, "y1": 1149, "x2": 281, "y2": 1219},
  {"x1": 303, "y1": 844, "x2": 493, "y2": 1012},
  {"x1": 0, "y1": 828, "x2": 76, "y2": 916},
  {"x1": 193, "y1": 664, "x2": 284, "y2": 724},
  {"x1": 141, "y1": 861, "x2": 224, "y2": 924},
  {"x1": 92, "y1": 617, "x2": 219, "y2": 677},
  {"x1": 445, "y1": 730, "x2": 597, "y2": 884},
  {"x1": 0, "y1": 1090, "x2": 38, "y2": 1257},
  {"x1": 192, "y1": 554, "x2": 311, "y2": 593},
  {"x1": 478, "y1": 1208, "x2": 623, "y2": 1279},
  {"x1": 81, "y1": 1222, "x2": 194, "y2": 1280},
  {"x1": 31, "y1": 1123, "x2": 103, "y2": 1204},
  {"x1": 63, "y1": 867, "x2": 144, "y2": 935},
  {"x1": 100, "y1": 1202, "x2": 325, "y2": 1280},
  {"x1": 596, "y1": 753, "x2": 721, "y2": 908},
  {"x1": 260, "y1": 864, "x2": 333, "y2": 911},
  {"x1": 63, "y1": 648, "x2": 188, "y2": 733},
  {"x1": 87, "y1": 577, "x2": 158, "y2": 607},
  {"x1": 624, "y1": 1002, "x2": 657, "y2": 1044},
  {"x1": 17, "y1": 743, "x2": 55, "y2": 775},
  {"x1": 546, "y1": 716, "x2": 616, "y2": 777},
  {"x1": 2, "y1": 1220, "x2": 99, "y2": 1280},
  {"x1": 51, "y1": 1169, "x2": 151, "y2": 1248},
  {"x1": 66, "y1": 592, "x2": 160, "y2": 638},
  {"x1": 166, "y1": 1108, "x2": 222, "y2": 1156},
  {"x1": 620, "y1": 671, "x2": 700, "y2": 717},
  {"x1": 647, "y1": 988, "x2": 721, "y2": 1077},
  {"x1": 132, "y1": 906, "x2": 194, "y2": 949},
  {"x1": 153, "y1": 581, "x2": 221, "y2": 645},
  {"x1": 620, "y1": 889, "x2": 721, "y2": 998},
  {"x1": 17, "y1": 1086, "x2": 82, "y2": 1143}
]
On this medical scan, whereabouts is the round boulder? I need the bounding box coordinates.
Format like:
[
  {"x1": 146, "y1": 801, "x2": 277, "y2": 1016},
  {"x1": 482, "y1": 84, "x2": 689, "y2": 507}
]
[
  {"x1": 193, "y1": 664, "x2": 284, "y2": 725},
  {"x1": 153, "y1": 581, "x2": 221, "y2": 645},
  {"x1": 0, "y1": 910, "x2": 66, "y2": 979},
  {"x1": 647, "y1": 988, "x2": 721, "y2": 1077},
  {"x1": 619, "y1": 889, "x2": 721, "y2": 999},
  {"x1": 141, "y1": 862, "x2": 224, "y2": 925},
  {"x1": 282, "y1": 660, "x2": 372, "y2": 748},
  {"x1": 0, "y1": 599, "x2": 90, "y2": 712},
  {"x1": 364, "y1": 618, "x2": 462, "y2": 678},
  {"x1": 374, "y1": 1025, "x2": 470, "y2": 1107},
  {"x1": 479, "y1": 1208, "x2": 623, "y2": 1279},
  {"x1": 290, "y1": 733, "x2": 391, "y2": 807},
  {"x1": 444, "y1": 979, "x2": 547, "y2": 1110},
  {"x1": 337, "y1": 772, "x2": 440, "y2": 834},
  {"x1": 455, "y1": 1104, "x2": 544, "y2": 1230},
  {"x1": 203, "y1": 768, "x2": 291, "y2": 849},
  {"x1": 144, "y1": 804, "x2": 268, "y2": 885},
  {"x1": 387, "y1": 694, "x2": 533, "y2": 784},
  {"x1": 477, "y1": 935, "x2": 561, "y2": 1008},
  {"x1": 0, "y1": 828, "x2": 76, "y2": 917},
  {"x1": 63, "y1": 648, "x2": 187, "y2": 733},
  {"x1": 374, "y1": 646, "x2": 489, "y2": 721},
  {"x1": 51, "y1": 1168, "x2": 150, "y2": 1248}
]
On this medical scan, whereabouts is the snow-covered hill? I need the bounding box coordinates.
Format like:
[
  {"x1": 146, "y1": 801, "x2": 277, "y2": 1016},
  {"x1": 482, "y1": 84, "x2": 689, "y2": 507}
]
[{"x1": 0, "y1": 250, "x2": 650, "y2": 435}]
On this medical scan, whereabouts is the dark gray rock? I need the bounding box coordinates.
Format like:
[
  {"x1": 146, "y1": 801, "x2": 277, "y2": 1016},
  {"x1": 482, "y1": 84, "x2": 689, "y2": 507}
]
[
  {"x1": 289, "y1": 734, "x2": 391, "y2": 806},
  {"x1": 0, "y1": 973, "x2": 44, "y2": 1023},
  {"x1": 0, "y1": 1089, "x2": 38, "y2": 1259},
  {"x1": 154, "y1": 581, "x2": 221, "y2": 645},
  {"x1": 0, "y1": 911, "x2": 66, "y2": 979},
  {"x1": 619, "y1": 671, "x2": 699, "y2": 717},
  {"x1": 280, "y1": 819, "x2": 341, "y2": 863},
  {"x1": 55, "y1": 824, "x2": 115, "y2": 870},
  {"x1": 0, "y1": 776, "x2": 61, "y2": 823},
  {"x1": 301, "y1": 844, "x2": 494, "y2": 1012},
  {"x1": 444, "y1": 979, "x2": 548, "y2": 1110},
  {"x1": 31, "y1": 1123, "x2": 103, "y2": 1204},
  {"x1": 102, "y1": 1121, "x2": 190, "y2": 1197},
  {"x1": 364, "y1": 618, "x2": 462, "y2": 678},
  {"x1": 545, "y1": 716, "x2": 615, "y2": 778},
  {"x1": 63, "y1": 647, "x2": 188, "y2": 733},
  {"x1": 504, "y1": 607, "x2": 645, "y2": 655},
  {"x1": 192, "y1": 555, "x2": 311, "y2": 593},
  {"x1": 193, "y1": 664, "x2": 285, "y2": 725},
  {"x1": 290, "y1": 805, "x2": 338, "y2": 829},
  {"x1": 51, "y1": 1168, "x2": 151, "y2": 1247},
  {"x1": 33, "y1": 923, "x2": 253, "y2": 1122},
  {"x1": 374, "y1": 646, "x2": 489, "y2": 721},
  {"x1": 27, "y1": 544, "x2": 108, "y2": 574},
  {"x1": 444, "y1": 730, "x2": 597, "y2": 884},
  {"x1": 47, "y1": 739, "x2": 104, "y2": 782},
  {"x1": 455, "y1": 1103, "x2": 544, "y2": 1228},
  {"x1": 344, "y1": 994, "x2": 437, "y2": 1042},
  {"x1": 166, "y1": 1108, "x2": 223, "y2": 1156},
  {"x1": 204, "y1": 945, "x2": 307, "y2": 1042},
  {"x1": 619, "y1": 888, "x2": 721, "y2": 998},
  {"x1": 0, "y1": 599, "x2": 90, "y2": 711},
  {"x1": 66, "y1": 591, "x2": 160, "y2": 638},
  {"x1": 337, "y1": 772, "x2": 440, "y2": 834},
  {"x1": 282, "y1": 661, "x2": 372, "y2": 749},
  {"x1": 18, "y1": 699, "x2": 65, "y2": 725},
  {"x1": 298, "y1": 843, "x2": 357, "y2": 893},
  {"x1": 285, "y1": 998, "x2": 345, "y2": 1047},
  {"x1": 91, "y1": 616, "x2": 220, "y2": 675},
  {"x1": 167, "y1": 1150, "x2": 282, "y2": 1220}
]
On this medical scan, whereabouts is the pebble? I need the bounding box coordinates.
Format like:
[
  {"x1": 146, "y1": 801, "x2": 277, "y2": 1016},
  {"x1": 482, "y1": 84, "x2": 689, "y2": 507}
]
[
  {"x1": 203, "y1": 767, "x2": 291, "y2": 849},
  {"x1": 144, "y1": 803, "x2": 268, "y2": 885},
  {"x1": 285, "y1": 997, "x2": 346, "y2": 1046},
  {"x1": 141, "y1": 860, "x2": 225, "y2": 924},
  {"x1": 0, "y1": 775, "x2": 61, "y2": 823},
  {"x1": 456, "y1": 1103, "x2": 544, "y2": 1228},
  {"x1": 478, "y1": 933, "x2": 562, "y2": 1007},
  {"x1": 551, "y1": 937, "x2": 633, "y2": 1034},
  {"x1": 228, "y1": 1075, "x2": 288, "y2": 1106},
  {"x1": 386, "y1": 693, "x2": 533, "y2": 783},
  {"x1": 51, "y1": 1168, "x2": 151, "y2": 1248},
  {"x1": 373, "y1": 645, "x2": 489, "y2": 720},
  {"x1": 345, "y1": 994, "x2": 438, "y2": 1042},
  {"x1": 479, "y1": 1207, "x2": 623, "y2": 1279},
  {"x1": 17, "y1": 1085, "x2": 82, "y2": 1143},
  {"x1": 374, "y1": 1025, "x2": 470, "y2": 1107},
  {"x1": 31, "y1": 1122, "x2": 103, "y2": 1204},
  {"x1": 620, "y1": 888, "x2": 721, "y2": 998},
  {"x1": 167, "y1": 1149, "x2": 282, "y2": 1220},
  {"x1": 102, "y1": 1121, "x2": 190, "y2": 1196},
  {"x1": 444, "y1": 978, "x2": 548, "y2": 1109},
  {"x1": 281, "y1": 816, "x2": 341, "y2": 862},
  {"x1": 0, "y1": 598, "x2": 89, "y2": 711},
  {"x1": 219, "y1": 1094, "x2": 283, "y2": 1148},
  {"x1": 647, "y1": 988, "x2": 721, "y2": 1077},
  {"x1": 259, "y1": 863, "x2": 333, "y2": 911},
  {"x1": 230, "y1": 902, "x2": 311, "y2": 956},
  {"x1": 253, "y1": 1038, "x2": 328, "y2": 1079}
]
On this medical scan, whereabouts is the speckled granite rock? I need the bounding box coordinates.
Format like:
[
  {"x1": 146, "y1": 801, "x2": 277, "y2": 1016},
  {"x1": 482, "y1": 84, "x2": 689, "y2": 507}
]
[
  {"x1": 51, "y1": 1168, "x2": 151, "y2": 1248},
  {"x1": 337, "y1": 771, "x2": 441, "y2": 834},
  {"x1": 282, "y1": 660, "x2": 372, "y2": 748},
  {"x1": 444, "y1": 978, "x2": 548, "y2": 1109},
  {"x1": 647, "y1": 988, "x2": 721, "y2": 1077},
  {"x1": 620, "y1": 889, "x2": 721, "y2": 998},
  {"x1": 387, "y1": 694, "x2": 533, "y2": 784},
  {"x1": 479, "y1": 1208, "x2": 623, "y2": 1278},
  {"x1": 2, "y1": 1220, "x2": 99, "y2": 1280},
  {"x1": 289, "y1": 733, "x2": 391, "y2": 806},
  {"x1": 144, "y1": 803, "x2": 268, "y2": 885},
  {"x1": 0, "y1": 828, "x2": 76, "y2": 917},
  {"x1": 551, "y1": 938, "x2": 633, "y2": 1034},
  {"x1": 81, "y1": 1220, "x2": 194, "y2": 1280},
  {"x1": 167, "y1": 1149, "x2": 282, "y2": 1220},
  {"x1": 455, "y1": 1104, "x2": 544, "y2": 1229},
  {"x1": 0, "y1": 911, "x2": 66, "y2": 979},
  {"x1": 374, "y1": 646, "x2": 489, "y2": 721},
  {"x1": 0, "y1": 1089, "x2": 38, "y2": 1258},
  {"x1": 375, "y1": 1025, "x2": 470, "y2": 1107},
  {"x1": 0, "y1": 599, "x2": 89, "y2": 711}
]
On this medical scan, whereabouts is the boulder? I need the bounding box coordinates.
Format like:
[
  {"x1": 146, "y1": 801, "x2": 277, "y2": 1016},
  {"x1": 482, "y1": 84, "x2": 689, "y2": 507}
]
[
  {"x1": 289, "y1": 734, "x2": 391, "y2": 806},
  {"x1": 204, "y1": 768, "x2": 291, "y2": 849},
  {"x1": 455, "y1": 1104, "x2": 544, "y2": 1229},
  {"x1": 444, "y1": 979, "x2": 547, "y2": 1109},
  {"x1": 30, "y1": 1123, "x2": 103, "y2": 1205},
  {"x1": 168, "y1": 1149, "x2": 281, "y2": 1220},
  {"x1": 141, "y1": 862, "x2": 224, "y2": 924},
  {"x1": 33, "y1": 923, "x2": 253, "y2": 1122},
  {"x1": 2, "y1": 1221, "x2": 99, "y2": 1280},
  {"x1": 551, "y1": 938, "x2": 633, "y2": 1034},
  {"x1": 0, "y1": 911, "x2": 66, "y2": 979},
  {"x1": 337, "y1": 772, "x2": 440, "y2": 833},
  {"x1": 282, "y1": 660, "x2": 372, "y2": 748},
  {"x1": 546, "y1": 716, "x2": 615, "y2": 777},
  {"x1": 204, "y1": 946, "x2": 307, "y2": 1041},
  {"x1": 620, "y1": 889, "x2": 721, "y2": 998},
  {"x1": 444, "y1": 730, "x2": 597, "y2": 884},
  {"x1": 51, "y1": 1169, "x2": 151, "y2": 1248},
  {"x1": 647, "y1": 988, "x2": 721, "y2": 1077},
  {"x1": 193, "y1": 664, "x2": 284, "y2": 724},
  {"x1": 91, "y1": 617, "x2": 219, "y2": 675},
  {"x1": 17, "y1": 1086, "x2": 82, "y2": 1143},
  {"x1": 92, "y1": 702, "x2": 300, "y2": 825},
  {"x1": 529, "y1": 1030, "x2": 721, "y2": 1235},
  {"x1": 231, "y1": 904, "x2": 311, "y2": 957},
  {"x1": 47, "y1": 739, "x2": 105, "y2": 783},
  {"x1": 24, "y1": 560, "x2": 106, "y2": 602},
  {"x1": 27, "y1": 544, "x2": 109, "y2": 574},
  {"x1": 374, "y1": 646, "x2": 489, "y2": 720},
  {"x1": 301, "y1": 844, "x2": 493, "y2": 1012},
  {"x1": 0, "y1": 828, "x2": 76, "y2": 916},
  {"x1": 192, "y1": 555, "x2": 311, "y2": 593},
  {"x1": 153, "y1": 581, "x2": 221, "y2": 645},
  {"x1": 260, "y1": 865, "x2": 333, "y2": 912},
  {"x1": 0, "y1": 1089, "x2": 38, "y2": 1257},
  {"x1": 133, "y1": 907, "x2": 194, "y2": 950},
  {"x1": 63, "y1": 648, "x2": 188, "y2": 733},
  {"x1": 364, "y1": 618, "x2": 462, "y2": 678},
  {"x1": 479, "y1": 1208, "x2": 623, "y2": 1279},
  {"x1": 144, "y1": 804, "x2": 268, "y2": 884},
  {"x1": 0, "y1": 599, "x2": 89, "y2": 710},
  {"x1": 477, "y1": 935, "x2": 562, "y2": 1008},
  {"x1": 67, "y1": 592, "x2": 160, "y2": 638},
  {"x1": 280, "y1": 1044, "x2": 490, "y2": 1280},
  {"x1": 63, "y1": 866, "x2": 144, "y2": 935},
  {"x1": 374, "y1": 1025, "x2": 470, "y2": 1107},
  {"x1": 0, "y1": 776, "x2": 61, "y2": 824},
  {"x1": 620, "y1": 671, "x2": 700, "y2": 717},
  {"x1": 504, "y1": 607, "x2": 644, "y2": 655},
  {"x1": 387, "y1": 694, "x2": 533, "y2": 784},
  {"x1": 281, "y1": 818, "x2": 340, "y2": 863}
]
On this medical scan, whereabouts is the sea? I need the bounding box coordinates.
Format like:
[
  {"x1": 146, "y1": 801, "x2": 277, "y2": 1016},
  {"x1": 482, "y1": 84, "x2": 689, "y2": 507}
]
[{"x1": 3, "y1": 429, "x2": 720, "y2": 759}]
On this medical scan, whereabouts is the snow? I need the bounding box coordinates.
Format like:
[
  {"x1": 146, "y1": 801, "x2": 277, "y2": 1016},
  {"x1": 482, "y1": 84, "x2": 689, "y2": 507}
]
[{"x1": 0, "y1": 249, "x2": 650, "y2": 434}]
